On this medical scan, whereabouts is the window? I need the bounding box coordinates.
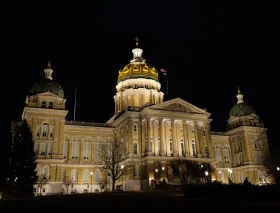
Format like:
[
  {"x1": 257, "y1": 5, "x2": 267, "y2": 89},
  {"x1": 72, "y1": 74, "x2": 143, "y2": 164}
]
[
  {"x1": 134, "y1": 165, "x2": 139, "y2": 177},
  {"x1": 63, "y1": 138, "x2": 69, "y2": 159},
  {"x1": 49, "y1": 127, "x2": 54, "y2": 139},
  {"x1": 215, "y1": 145, "x2": 222, "y2": 163},
  {"x1": 72, "y1": 138, "x2": 80, "y2": 159},
  {"x1": 49, "y1": 102, "x2": 53, "y2": 109},
  {"x1": 83, "y1": 170, "x2": 89, "y2": 183},
  {"x1": 203, "y1": 130, "x2": 206, "y2": 137},
  {"x1": 94, "y1": 143, "x2": 101, "y2": 161},
  {"x1": 223, "y1": 146, "x2": 230, "y2": 164},
  {"x1": 42, "y1": 123, "x2": 48, "y2": 137},
  {"x1": 192, "y1": 139, "x2": 196, "y2": 156},
  {"x1": 40, "y1": 143, "x2": 47, "y2": 155},
  {"x1": 133, "y1": 124, "x2": 137, "y2": 132},
  {"x1": 71, "y1": 170, "x2": 78, "y2": 182},
  {"x1": 42, "y1": 166, "x2": 50, "y2": 178},
  {"x1": 47, "y1": 143, "x2": 52, "y2": 155},
  {"x1": 36, "y1": 126, "x2": 40, "y2": 138},
  {"x1": 95, "y1": 170, "x2": 100, "y2": 182},
  {"x1": 42, "y1": 101, "x2": 46, "y2": 108},
  {"x1": 34, "y1": 143, "x2": 39, "y2": 154},
  {"x1": 180, "y1": 138, "x2": 184, "y2": 155},
  {"x1": 169, "y1": 137, "x2": 173, "y2": 153},
  {"x1": 61, "y1": 168, "x2": 66, "y2": 182},
  {"x1": 83, "y1": 142, "x2": 91, "y2": 160},
  {"x1": 133, "y1": 143, "x2": 137, "y2": 154}
]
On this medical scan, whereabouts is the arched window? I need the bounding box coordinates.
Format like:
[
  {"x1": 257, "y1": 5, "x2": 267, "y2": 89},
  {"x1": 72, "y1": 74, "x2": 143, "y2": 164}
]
[
  {"x1": 83, "y1": 170, "x2": 89, "y2": 183},
  {"x1": 42, "y1": 165, "x2": 50, "y2": 178},
  {"x1": 180, "y1": 138, "x2": 185, "y2": 155},
  {"x1": 47, "y1": 143, "x2": 52, "y2": 155},
  {"x1": 36, "y1": 126, "x2": 40, "y2": 138},
  {"x1": 71, "y1": 169, "x2": 78, "y2": 182},
  {"x1": 34, "y1": 143, "x2": 39, "y2": 154},
  {"x1": 42, "y1": 123, "x2": 48, "y2": 137},
  {"x1": 94, "y1": 170, "x2": 100, "y2": 182},
  {"x1": 94, "y1": 143, "x2": 101, "y2": 161},
  {"x1": 49, "y1": 127, "x2": 54, "y2": 139},
  {"x1": 192, "y1": 139, "x2": 196, "y2": 156},
  {"x1": 49, "y1": 102, "x2": 53, "y2": 109},
  {"x1": 40, "y1": 143, "x2": 47, "y2": 155},
  {"x1": 71, "y1": 138, "x2": 80, "y2": 159},
  {"x1": 42, "y1": 101, "x2": 46, "y2": 108},
  {"x1": 83, "y1": 139, "x2": 91, "y2": 160},
  {"x1": 223, "y1": 146, "x2": 231, "y2": 164},
  {"x1": 169, "y1": 137, "x2": 173, "y2": 154},
  {"x1": 63, "y1": 138, "x2": 69, "y2": 159},
  {"x1": 215, "y1": 145, "x2": 222, "y2": 163}
]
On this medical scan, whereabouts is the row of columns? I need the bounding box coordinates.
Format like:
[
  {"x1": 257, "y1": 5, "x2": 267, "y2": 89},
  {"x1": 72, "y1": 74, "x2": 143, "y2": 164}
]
[{"x1": 140, "y1": 118, "x2": 213, "y2": 158}]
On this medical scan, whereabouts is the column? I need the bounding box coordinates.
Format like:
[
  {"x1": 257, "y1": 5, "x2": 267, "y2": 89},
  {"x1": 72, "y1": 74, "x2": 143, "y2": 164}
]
[
  {"x1": 141, "y1": 120, "x2": 146, "y2": 154},
  {"x1": 194, "y1": 122, "x2": 201, "y2": 157},
  {"x1": 171, "y1": 120, "x2": 178, "y2": 156},
  {"x1": 187, "y1": 123, "x2": 193, "y2": 157},
  {"x1": 147, "y1": 118, "x2": 152, "y2": 156},
  {"x1": 159, "y1": 119, "x2": 165, "y2": 156},
  {"x1": 154, "y1": 121, "x2": 159, "y2": 156},
  {"x1": 128, "y1": 120, "x2": 133, "y2": 155},
  {"x1": 197, "y1": 124, "x2": 205, "y2": 157},
  {"x1": 183, "y1": 121, "x2": 190, "y2": 157},
  {"x1": 206, "y1": 124, "x2": 214, "y2": 158}
]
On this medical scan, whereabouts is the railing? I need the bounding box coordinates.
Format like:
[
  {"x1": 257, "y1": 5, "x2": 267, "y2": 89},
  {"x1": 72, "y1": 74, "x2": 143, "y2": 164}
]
[
  {"x1": 65, "y1": 121, "x2": 109, "y2": 127},
  {"x1": 211, "y1": 131, "x2": 227, "y2": 136}
]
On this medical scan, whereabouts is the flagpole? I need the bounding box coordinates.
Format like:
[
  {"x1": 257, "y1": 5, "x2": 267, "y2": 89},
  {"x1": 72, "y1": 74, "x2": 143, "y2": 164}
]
[
  {"x1": 166, "y1": 69, "x2": 169, "y2": 96},
  {"x1": 74, "y1": 88, "x2": 77, "y2": 121}
]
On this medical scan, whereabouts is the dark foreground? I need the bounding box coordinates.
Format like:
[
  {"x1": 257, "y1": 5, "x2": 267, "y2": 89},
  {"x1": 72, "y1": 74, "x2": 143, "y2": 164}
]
[{"x1": 1, "y1": 191, "x2": 280, "y2": 213}]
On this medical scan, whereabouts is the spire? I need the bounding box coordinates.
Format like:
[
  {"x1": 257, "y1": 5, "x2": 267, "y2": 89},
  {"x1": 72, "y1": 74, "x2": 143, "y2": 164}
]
[
  {"x1": 131, "y1": 36, "x2": 144, "y2": 62},
  {"x1": 135, "y1": 36, "x2": 140, "y2": 47},
  {"x1": 44, "y1": 59, "x2": 53, "y2": 80},
  {"x1": 236, "y1": 86, "x2": 244, "y2": 104}
]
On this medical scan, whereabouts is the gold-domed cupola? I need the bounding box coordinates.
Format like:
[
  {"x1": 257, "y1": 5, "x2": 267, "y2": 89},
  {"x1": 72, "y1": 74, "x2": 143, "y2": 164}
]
[
  {"x1": 114, "y1": 37, "x2": 164, "y2": 114},
  {"x1": 117, "y1": 37, "x2": 158, "y2": 83}
]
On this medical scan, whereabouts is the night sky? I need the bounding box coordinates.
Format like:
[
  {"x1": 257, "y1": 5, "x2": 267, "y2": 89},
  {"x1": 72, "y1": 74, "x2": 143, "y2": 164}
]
[{"x1": 1, "y1": 1, "x2": 278, "y2": 169}]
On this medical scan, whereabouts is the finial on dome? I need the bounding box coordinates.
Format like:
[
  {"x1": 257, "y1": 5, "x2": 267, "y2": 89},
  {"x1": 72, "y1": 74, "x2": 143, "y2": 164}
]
[
  {"x1": 237, "y1": 86, "x2": 241, "y2": 94},
  {"x1": 135, "y1": 36, "x2": 140, "y2": 47},
  {"x1": 44, "y1": 59, "x2": 53, "y2": 80},
  {"x1": 236, "y1": 86, "x2": 244, "y2": 104},
  {"x1": 47, "y1": 59, "x2": 51, "y2": 68}
]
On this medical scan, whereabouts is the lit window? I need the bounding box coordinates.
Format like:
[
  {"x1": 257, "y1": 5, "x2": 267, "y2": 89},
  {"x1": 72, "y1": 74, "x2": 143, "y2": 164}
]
[
  {"x1": 133, "y1": 143, "x2": 137, "y2": 154},
  {"x1": 71, "y1": 138, "x2": 80, "y2": 159},
  {"x1": 83, "y1": 170, "x2": 89, "y2": 183},
  {"x1": 42, "y1": 123, "x2": 48, "y2": 137},
  {"x1": 95, "y1": 170, "x2": 100, "y2": 182}
]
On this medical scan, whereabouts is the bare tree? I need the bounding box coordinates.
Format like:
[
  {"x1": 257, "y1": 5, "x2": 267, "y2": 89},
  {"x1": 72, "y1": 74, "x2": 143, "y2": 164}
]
[
  {"x1": 62, "y1": 176, "x2": 72, "y2": 194},
  {"x1": 171, "y1": 158, "x2": 211, "y2": 184},
  {"x1": 36, "y1": 174, "x2": 49, "y2": 196},
  {"x1": 99, "y1": 140, "x2": 134, "y2": 191}
]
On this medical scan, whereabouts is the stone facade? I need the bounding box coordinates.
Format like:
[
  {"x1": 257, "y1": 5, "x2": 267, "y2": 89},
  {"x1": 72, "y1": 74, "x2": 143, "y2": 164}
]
[{"x1": 18, "y1": 44, "x2": 271, "y2": 195}]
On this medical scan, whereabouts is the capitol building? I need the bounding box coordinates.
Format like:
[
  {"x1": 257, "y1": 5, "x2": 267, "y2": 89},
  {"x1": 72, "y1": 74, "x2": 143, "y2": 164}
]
[{"x1": 18, "y1": 40, "x2": 270, "y2": 195}]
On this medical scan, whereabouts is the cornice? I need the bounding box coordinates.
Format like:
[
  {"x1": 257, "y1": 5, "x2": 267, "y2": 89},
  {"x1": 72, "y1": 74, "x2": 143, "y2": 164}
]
[{"x1": 65, "y1": 125, "x2": 114, "y2": 133}]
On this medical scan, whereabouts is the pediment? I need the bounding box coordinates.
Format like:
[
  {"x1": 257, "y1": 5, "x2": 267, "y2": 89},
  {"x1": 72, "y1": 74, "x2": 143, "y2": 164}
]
[{"x1": 148, "y1": 98, "x2": 210, "y2": 115}]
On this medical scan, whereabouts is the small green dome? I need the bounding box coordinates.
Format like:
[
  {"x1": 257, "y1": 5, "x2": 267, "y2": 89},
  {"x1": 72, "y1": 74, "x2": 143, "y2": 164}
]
[
  {"x1": 29, "y1": 77, "x2": 64, "y2": 98},
  {"x1": 229, "y1": 103, "x2": 255, "y2": 117}
]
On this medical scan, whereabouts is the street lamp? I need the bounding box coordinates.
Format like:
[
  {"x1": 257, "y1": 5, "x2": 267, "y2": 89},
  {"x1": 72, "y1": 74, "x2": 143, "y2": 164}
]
[
  {"x1": 90, "y1": 172, "x2": 93, "y2": 193},
  {"x1": 277, "y1": 167, "x2": 280, "y2": 171},
  {"x1": 205, "y1": 171, "x2": 209, "y2": 176},
  {"x1": 121, "y1": 165, "x2": 124, "y2": 191},
  {"x1": 162, "y1": 167, "x2": 165, "y2": 181}
]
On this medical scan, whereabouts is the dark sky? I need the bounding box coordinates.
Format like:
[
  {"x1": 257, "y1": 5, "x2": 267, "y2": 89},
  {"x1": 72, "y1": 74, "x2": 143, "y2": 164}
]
[{"x1": 1, "y1": 1, "x2": 279, "y2": 168}]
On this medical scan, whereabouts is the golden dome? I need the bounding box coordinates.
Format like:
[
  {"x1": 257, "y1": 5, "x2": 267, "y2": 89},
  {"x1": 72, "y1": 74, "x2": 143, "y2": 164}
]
[
  {"x1": 118, "y1": 38, "x2": 158, "y2": 83},
  {"x1": 118, "y1": 62, "x2": 158, "y2": 83}
]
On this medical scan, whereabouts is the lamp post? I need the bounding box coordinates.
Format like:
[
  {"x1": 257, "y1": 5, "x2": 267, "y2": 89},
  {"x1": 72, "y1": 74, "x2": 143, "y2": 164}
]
[
  {"x1": 205, "y1": 171, "x2": 209, "y2": 183},
  {"x1": 90, "y1": 172, "x2": 93, "y2": 193},
  {"x1": 277, "y1": 167, "x2": 280, "y2": 171},
  {"x1": 121, "y1": 165, "x2": 124, "y2": 191},
  {"x1": 161, "y1": 166, "x2": 165, "y2": 181}
]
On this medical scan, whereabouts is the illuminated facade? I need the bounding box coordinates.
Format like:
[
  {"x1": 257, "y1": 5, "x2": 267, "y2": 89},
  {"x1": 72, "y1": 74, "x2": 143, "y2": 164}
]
[{"x1": 18, "y1": 40, "x2": 271, "y2": 195}]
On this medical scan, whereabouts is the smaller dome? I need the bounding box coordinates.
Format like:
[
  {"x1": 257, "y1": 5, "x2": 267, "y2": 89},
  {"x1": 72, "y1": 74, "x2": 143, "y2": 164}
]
[
  {"x1": 29, "y1": 78, "x2": 64, "y2": 98},
  {"x1": 229, "y1": 103, "x2": 255, "y2": 117}
]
